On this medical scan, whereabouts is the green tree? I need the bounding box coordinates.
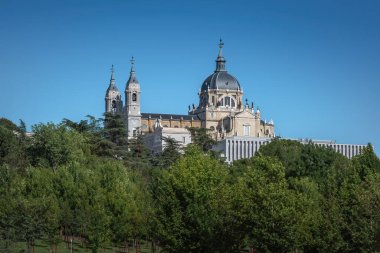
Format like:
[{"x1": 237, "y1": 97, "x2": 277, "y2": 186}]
[
  {"x1": 258, "y1": 139, "x2": 342, "y2": 181},
  {"x1": 94, "y1": 113, "x2": 128, "y2": 159},
  {"x1": 28, "y1": 123, "x2": 89, "y2": 170},
  {"x1": 1, "y1": 167, "x2": 60, "y2": 253},
  {"x1": 50, "y1": 157, "x2": 152, "y2": 252},
  {"x1": 352, "y1": 144, "x2": 380, "y2": 180},
  {"x1": 187, "y1": 127, "x2": 216, "y2": 152},
  {"x1": 0, "y1": 164, "x2": 21, "y2": 251},
  {"x1": 337, "y1": 160, "x2": 380, "y2": 252},
  {"x1": 125, "y1": 133, "x2": 153, "y2": 174},
  {"x1": 152, "y1": 146, "x2": 232, "y2": 252},
  {"x1": 0, "y1": 123, "x2": 29, "y2": 169},
  {"x1": 258, "y1": 139, "x2": 380, "y2": 252},
  {"x1": 62, "y1": 118, "x2": 91, "y2": 133},
  {"x1": 0, "y1": 118, "x2": 19, "y2": 131},
  {"x1": 154, "y1": 136, "x2": 182, "y2": 168},
  {"x1": 51, "y1": 162, "x2": 111, "y2": 252},
  {"x1": 98, "y1": 160, "x2": 152, "y2": 248},
  {"x1": 234, "y1": 156, "x2": 300, "y2": 252}
]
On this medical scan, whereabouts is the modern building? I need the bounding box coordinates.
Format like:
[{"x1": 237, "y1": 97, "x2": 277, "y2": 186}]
[{"x1": 213, "y1": 137, "x2": 366, "y2": 163}]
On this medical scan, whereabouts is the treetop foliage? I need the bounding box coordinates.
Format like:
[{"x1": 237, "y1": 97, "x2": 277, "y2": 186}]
[{"x1": 0, "y1": 117, "x2": 379, "y2": 252}]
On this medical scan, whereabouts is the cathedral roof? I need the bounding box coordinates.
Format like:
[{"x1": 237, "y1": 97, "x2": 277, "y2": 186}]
[
  {"x1": 141, "y1": 113, "x2": 200, "y2": 121},
  {"x1": 201, "y1": 71, "x2": 241, "y2": 91},
  {"x1": 201, "y1": 40, "x2": 241, "y2": 92}
]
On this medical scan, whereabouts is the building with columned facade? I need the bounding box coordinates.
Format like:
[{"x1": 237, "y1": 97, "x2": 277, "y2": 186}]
[{"x1": 213, "y1": 137, "x2": 367, "y2": 164}]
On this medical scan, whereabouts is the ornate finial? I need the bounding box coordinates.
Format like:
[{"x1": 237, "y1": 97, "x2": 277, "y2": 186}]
[
  {"x1": 219, "y1": 38, "x2": 224, "y2": 49},
  {"x1": 110, "y1": 64, "x2": 115, "y2": 80},
  {"x1": 216, "y1": 38, "x2": 226, "y2": 71},
  {"x1": 218, "y1": 38, "x2": 224, "y2": 58},
  {"x1": 130, "y1": 56, "x2": 135, "y2": 72},
  {"x1": 109, "y1": 64, "x2": 116, "y2": 87}
]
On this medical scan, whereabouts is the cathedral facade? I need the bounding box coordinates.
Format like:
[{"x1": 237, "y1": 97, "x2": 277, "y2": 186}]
[
  {"x1": 105, "y1": 40, "x2": 275, "y2": 147},
  {"x1": 104, "y1": 41, "x2": 370, "y2": 161}
]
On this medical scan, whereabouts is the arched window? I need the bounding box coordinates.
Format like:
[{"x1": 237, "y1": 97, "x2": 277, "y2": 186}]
[
  {"x1": 132, "y1": 93, "x2": 137, "y2": 102},
  {"x1": 219, "y1": 96, "x2": 236, "y2": 108}
]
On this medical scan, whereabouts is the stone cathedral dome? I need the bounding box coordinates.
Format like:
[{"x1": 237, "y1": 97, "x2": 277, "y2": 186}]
[
  {"x1": 201, "y1": 71, "x2": 241, "y2": 91},
  {"x1": 201, "y1": 40, "x2": 241, "y2": 92}
]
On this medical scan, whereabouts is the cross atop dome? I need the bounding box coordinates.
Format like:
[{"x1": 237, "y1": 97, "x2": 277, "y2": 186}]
[
  {"x1": 218, "y1": 38, "x2": 224, "y2": 57},
  {"x1": 216, "y1": 38, "x2": 226, "y2": 71}
]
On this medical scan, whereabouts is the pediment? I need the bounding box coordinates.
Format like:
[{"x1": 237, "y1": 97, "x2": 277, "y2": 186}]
[{"x1": 234, "y1": 110, "x2": 255, "y2": 119}]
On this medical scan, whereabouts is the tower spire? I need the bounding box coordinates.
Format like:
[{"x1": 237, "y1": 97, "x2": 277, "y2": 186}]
[
  {"x1": 130, "y1": 56, "x2": 135, "y2": 73},
  {"x1": 108, "y1": 64, "x2": 117, "y2": 90},
  {"x1": 125, "y1": 56, "x2": 141, "y2": 138},
  {"x1": 110, "y1": 64, "x2": 115, "y2": 81},
  {"x1": 126, "y1": 56, "x2": 139, "y2": 87},
  {"x1": 105, "y1": 64, "x2": 122, "y2": 114},
  {"x1": 215, "y1": 38, "x2": 226, "y2": 72}
]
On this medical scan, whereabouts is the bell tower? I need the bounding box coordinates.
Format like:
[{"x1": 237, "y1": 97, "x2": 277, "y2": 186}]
[
  {"x1": 105, "y1": 65, "x2": 123, "y2": 114},
  {"x1": 124, "y1": 57, "x2": 142, "y2": 137}
]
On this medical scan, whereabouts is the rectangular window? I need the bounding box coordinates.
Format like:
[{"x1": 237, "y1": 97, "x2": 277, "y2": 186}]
[
  {"x1": 243, "y1": 125, "x2": 250, "y2": 136},
  {"x1": 183, "y1": 137, "x2": 186, "y2": 143},
  {"x1": 225, "y1": 97, "x2": 230, "y2": 106}
]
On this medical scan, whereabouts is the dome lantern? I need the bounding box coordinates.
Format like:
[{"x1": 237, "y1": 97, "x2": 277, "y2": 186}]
[
  {"x1": 200, "y1": 40, "x2": 241, "y2": 92},
  {"x1": 216, "y1": 38, "x2": 226, "y2": 72}
]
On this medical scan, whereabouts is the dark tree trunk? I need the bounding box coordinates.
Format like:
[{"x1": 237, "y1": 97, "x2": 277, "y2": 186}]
[{"x1": 26, "y1": 240, "x2": 31, "y2": 253}]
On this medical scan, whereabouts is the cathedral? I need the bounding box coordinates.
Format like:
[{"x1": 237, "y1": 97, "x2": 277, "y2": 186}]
[
  {"x1": 105, "y1": 40, "x2": 275, "y2": 148},
  {"x1": 104, "y1": 40, "x2": 367, "y2": 161}
]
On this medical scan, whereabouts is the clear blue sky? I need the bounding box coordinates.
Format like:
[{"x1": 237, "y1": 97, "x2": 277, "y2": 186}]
[{"x1": 1, "y1": 0, "x2": 379, "y2": 155}]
